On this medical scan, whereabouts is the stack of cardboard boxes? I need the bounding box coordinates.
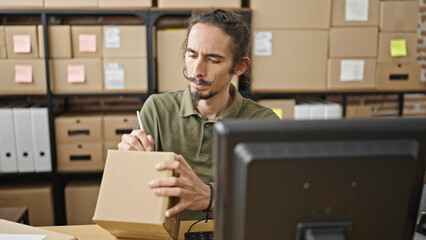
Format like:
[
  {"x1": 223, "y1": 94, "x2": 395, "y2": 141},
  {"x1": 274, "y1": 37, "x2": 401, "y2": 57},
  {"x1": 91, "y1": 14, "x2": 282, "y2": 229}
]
[
  {"x1": 65, "y1": 180, "x2": 100, "y2": 225},
  {"x1": 0, "y1": 0, "x2": 153, "y2": 8}
]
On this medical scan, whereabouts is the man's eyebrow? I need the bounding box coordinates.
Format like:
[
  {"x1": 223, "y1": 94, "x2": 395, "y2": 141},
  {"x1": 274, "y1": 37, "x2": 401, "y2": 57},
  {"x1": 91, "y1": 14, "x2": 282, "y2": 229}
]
[{"x1": 186, "y1": 47, "x2": 225, "y2": 59}]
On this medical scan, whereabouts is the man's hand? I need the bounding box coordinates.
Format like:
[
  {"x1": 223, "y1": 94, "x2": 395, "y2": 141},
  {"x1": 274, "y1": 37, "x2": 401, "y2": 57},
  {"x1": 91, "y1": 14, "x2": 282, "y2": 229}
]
[
  {"x1": 117, "y1": 130, "x2": 155, "y2": 151},
  {"x1": 148, "y1": 154, "x2": 213, "y2": 217}
]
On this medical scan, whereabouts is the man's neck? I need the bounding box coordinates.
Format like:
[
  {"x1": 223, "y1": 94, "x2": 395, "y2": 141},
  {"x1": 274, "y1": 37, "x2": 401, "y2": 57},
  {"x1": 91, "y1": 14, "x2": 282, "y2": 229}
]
[{"x1": 196, "y1": 87, "x2": 233, "y2": 120}]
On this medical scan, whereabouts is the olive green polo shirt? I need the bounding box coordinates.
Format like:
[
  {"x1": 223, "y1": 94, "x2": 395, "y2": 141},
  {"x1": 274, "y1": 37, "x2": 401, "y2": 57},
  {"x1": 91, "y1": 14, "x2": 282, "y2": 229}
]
[{"x1": 136, "y1": 84, "x2": 279, "y2": 220}]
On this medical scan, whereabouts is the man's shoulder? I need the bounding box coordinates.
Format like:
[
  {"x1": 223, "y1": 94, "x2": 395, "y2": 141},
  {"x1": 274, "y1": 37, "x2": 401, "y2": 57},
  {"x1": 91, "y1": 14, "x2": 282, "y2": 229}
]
[
  {"x1": 146, "y1": 90, "x2": 185, "y2": 105},
  {"x1": 240, "y1": 97, "x2": 280, "y2": 119}
]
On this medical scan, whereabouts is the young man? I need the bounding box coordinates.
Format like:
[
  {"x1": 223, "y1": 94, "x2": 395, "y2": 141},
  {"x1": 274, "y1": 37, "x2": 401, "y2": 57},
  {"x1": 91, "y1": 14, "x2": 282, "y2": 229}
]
[{"x1": 118, "y1": 9, "x2": 279, "y2": 220}]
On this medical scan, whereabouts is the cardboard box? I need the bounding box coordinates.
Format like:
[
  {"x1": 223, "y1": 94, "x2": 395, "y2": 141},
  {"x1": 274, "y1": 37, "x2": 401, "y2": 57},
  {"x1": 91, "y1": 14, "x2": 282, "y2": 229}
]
[
  {"x1": 331, "y1": 0, "x2": 380, "y2": 27},
  {"x1": 0, "y1": 59, "x2": 47, "y2": 95},
  {"x1": 50, "y1": 59, "x2": 103, "y2": 94},
  {"x1": 65, "y1": 180, "x2": 101, "y2": 225},
  {"x1": 99, "y1": 0, "x2": 152, "y2": 7},
  {"x1": 0, "y1": 0, "x2": 43, "y2": 7},
  {"x1": 93, "y1": 150, "x2": 181, "y2": 239},
  {"x1": 327, "y1": 59, "x2": 376, "y2": 90},
  {"x1": 38, "y1": 25, "x2": 72, "y2": 59},
  {"x1": 346, "y1": 105, "x2": 372, "y2": 118},
  {"x1": 251, "y1": 0, "x2": 331, "y2": 29},
  {"x1": 0, "y1": 184, "x2": 54, "y2": 226},
  {"x1": 45, "y1": 0, "x2": 98, "y2": 7},
  {"x1": 71, "y1": 26, "x2": 102, "y2": 58},
  {"x1": 380, "y1": 1, "x2": 419, "y2": 32},
  {"x1": 377, "y1": 32, "x2": 417, "y2": 63},
  {"x1": 251, "y1": 30, "x2": 328, "y2": 92},
  {"x1": 5, "y1": 25, "x2": 39, "y2": 59},
  {"x1": 257, "y1": 99, "x2": 296, "y2": 120},
  {"x1": 158, "y1": 0, "x2": 240, "y2": 8},
  {"x1": 329, "y1": 28, "x2": 378, "y2": 58},
  {"x1": 0, "y1": 220, "x2": 76, "y2": 240},
  {"x1": 103, "y1": 25, "x2": 147, "y2": 58},
  {"x1": 56, "y1": 142, "x2": 104, "y2": 172},
  {"x1": 55, "y1": 112, "x2": 103, "y2": 143},
  {"x1": 0, "y1": 26, "x2": 6, "y2": 58},
  {"x1": 376, "y1": 63, "x2": 420, "y2": 90},
  {"x1": 102, "y1": 58, "x2": 148, "y2": 93},
  {"x1": 103, "y1": 112, "x2": 136, "y2": 141}
]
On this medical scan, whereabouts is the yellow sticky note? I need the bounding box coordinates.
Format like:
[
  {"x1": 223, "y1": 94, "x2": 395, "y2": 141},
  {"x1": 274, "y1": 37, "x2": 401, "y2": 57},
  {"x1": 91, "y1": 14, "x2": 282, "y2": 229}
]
[
  {"x1": 79, "y1": 34, "x2": 97, "y2": 53},
  {"x1": 15, "y1": 65, "x2": 33, "y2": 83},
  {"x1": 272, "y1": 108, "x2": 283, "y2": 120},
  {"x1": 13, "y1": 35, "x2": 31, "y2": 53},
  {"x1": 67, "y1": 65, "x2": 85, "y2": 83},
  {"x1": 390, "y1": 39, "x2": 407, "y2": 57}
]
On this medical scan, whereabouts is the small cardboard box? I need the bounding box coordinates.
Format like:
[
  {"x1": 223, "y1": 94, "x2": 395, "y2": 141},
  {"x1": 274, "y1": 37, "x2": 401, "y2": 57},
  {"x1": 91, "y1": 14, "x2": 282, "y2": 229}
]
[
  {"x1": 56, "y1": 142, "x2": 104, "y2": 172},
  {"x1": 99, "y1": 0, "x2": 152, "y2": 7},
  {"x1": 38, "y1": 25, "x2": 72, "y2": 59},
  {"x1": 55, "y1": 112, "x2": 103, "y2": 143},
  {"x1": 377, "y1": 32, "x2": 418, "y2": 63},
  {"x1": 251, "y1": 29, "x2": 328, "y2": 92},
  {"x1": 103, "y1": 112, "x2": 136, "y2": 141},
  {"x1": 0, "y1": 59, "x2": 47, "y2": 95},
  {"x1": 93, "y1": 150, "x2": 181, "y2": 240},
  {"x1": 0, "y1": 184, "x2": 54, "y2": 226},
  {"x1": 380, "y1": 1, "x2": 419, "y2": 32},
  {"x1": 331, "y1": 0, "x2": 380, "y2": 27},
  {"x1": 158, "y1": 0, "x2": 240, "y2": 8},
  {"x1": 0, "y1": 26, "x2": 6, "y2": 58},
  {"x1": 0, "y1": 220, "x2": 76, "y2": 240},
  {"x1": 257, "y1": 99, "x2": 296, "y2": 120},
  {"x1": 5, "y1": 25, "x2": 39, "y2": 59},
  {"x1": 45, "y1": 0, "x2": 98, "y2": 7},
  {"x1": 65, "y1": 180, "x2": 101, "y2": 225},
  {"x1": 251, "y1": 0, "x2": 331, "y2": 29},
  {"x1": 376, "y1": 63, "x2": 420, "y2": 90},
  {"x1": 329, "y1": 28, "x2": 378, "y2": 58},
  {"x1": 102, "y1": 58, "x2": 148, "y2": 93},
  {"x1": 103, "y1": 25, "x2": 147, "y2": 58},
  {"x1": 0, "y1": 0, "x2": 43, "y2": 7},
  {"x1": 346, "y1": 105, "x2": 372, "y2": 119},
  {"x1": 50, "y1": 59, "x2": 103, "y2": 94},
  {"x1": 71, "y1": 26, "x2": 103, "y2": 58},
  {"x1": 327, "y1": 59, "x2": 376, "y2": 90}
]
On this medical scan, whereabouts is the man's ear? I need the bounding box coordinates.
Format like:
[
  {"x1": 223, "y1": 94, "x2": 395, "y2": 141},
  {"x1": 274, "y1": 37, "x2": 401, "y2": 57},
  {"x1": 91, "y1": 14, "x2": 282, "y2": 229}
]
[{"x1": 233, "y1": 57, "x2": 250, "y2": 76}]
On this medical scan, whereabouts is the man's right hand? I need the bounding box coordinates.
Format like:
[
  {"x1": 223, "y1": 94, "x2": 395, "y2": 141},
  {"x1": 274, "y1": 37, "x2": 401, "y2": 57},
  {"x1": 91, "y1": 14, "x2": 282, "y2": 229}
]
[{"x1": 118, "y1": 130, "x2": 155, "y2": 151}]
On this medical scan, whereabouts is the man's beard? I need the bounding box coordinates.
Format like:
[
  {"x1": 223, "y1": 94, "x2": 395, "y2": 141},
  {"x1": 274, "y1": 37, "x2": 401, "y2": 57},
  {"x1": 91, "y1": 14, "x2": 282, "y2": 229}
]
[{"x1": 183, "y1": 73, "x2": 217, "y2": 107}]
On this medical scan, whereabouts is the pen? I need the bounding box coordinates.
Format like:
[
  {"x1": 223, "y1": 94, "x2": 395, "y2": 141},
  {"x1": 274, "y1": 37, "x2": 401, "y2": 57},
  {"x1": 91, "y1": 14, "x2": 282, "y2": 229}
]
[{"x1": 136, "y1": 110, "x2": 144, "y2": 131}]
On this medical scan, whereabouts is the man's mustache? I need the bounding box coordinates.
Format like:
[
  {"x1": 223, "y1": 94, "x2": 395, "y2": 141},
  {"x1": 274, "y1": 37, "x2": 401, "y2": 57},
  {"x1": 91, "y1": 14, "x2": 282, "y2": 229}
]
[{"x1": 183, "y1": 71, "x2": 216, "y2": 86}]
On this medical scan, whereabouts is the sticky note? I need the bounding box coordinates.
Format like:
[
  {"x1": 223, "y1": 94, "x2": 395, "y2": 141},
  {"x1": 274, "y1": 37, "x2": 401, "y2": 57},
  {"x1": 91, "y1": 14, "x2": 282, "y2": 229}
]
[
  {"x1": 272, "y1": 108, "x2": 283, "y2": 120},
  {"x1": 390, "y1": 39, "x2": 407, "y2": 57},
  {"x1": 15, "y1": 65, "x2": 33, "y2": 83},
  {"x1": 13, "y1": 35, "x2": 31, "y2": 53},
  {"x1": 79, "y1": 34, "x2": 97, "y2": 53},
  {"x1": 67, "y1": 65, "x2": 85, "y2": 83},
  {"x1": 340, "y1": 60, "x2": 365, "y2": 82}
]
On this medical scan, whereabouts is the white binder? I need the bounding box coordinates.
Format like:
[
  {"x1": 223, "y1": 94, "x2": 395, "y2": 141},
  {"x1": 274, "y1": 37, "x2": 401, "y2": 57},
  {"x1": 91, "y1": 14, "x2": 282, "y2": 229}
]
[
  {"x1": 31, "y1": 107, "x2": 52, "y2": 172},
  {"x1": 0, "y1": 105, "x2": 18, "y2": 173},
  {"x1": 13, "y1": 106, "x2": 35, "y2": 172}
]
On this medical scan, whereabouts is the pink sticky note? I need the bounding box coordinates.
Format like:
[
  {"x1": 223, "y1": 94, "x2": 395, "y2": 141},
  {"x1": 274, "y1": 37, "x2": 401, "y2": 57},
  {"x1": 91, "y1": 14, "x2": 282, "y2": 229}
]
[
  {"x1": 13, "y1": 35, "x2": 31, "y2": 53},
  {"x1": 67, "y1": 65, "x2": 85, "y2": 83},
  {"x1": 15, "y1": 65, "x2": 33, "y2": 83},
  {"x1": 79, "y1": 34, "x2": 97, "y2": 53}
]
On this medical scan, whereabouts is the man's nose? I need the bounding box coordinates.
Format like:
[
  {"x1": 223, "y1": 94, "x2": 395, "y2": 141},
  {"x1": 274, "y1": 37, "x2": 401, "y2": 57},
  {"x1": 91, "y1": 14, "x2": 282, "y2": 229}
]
[{"x1": 192, "y1": 58, "x2": 206, "y2": 78}]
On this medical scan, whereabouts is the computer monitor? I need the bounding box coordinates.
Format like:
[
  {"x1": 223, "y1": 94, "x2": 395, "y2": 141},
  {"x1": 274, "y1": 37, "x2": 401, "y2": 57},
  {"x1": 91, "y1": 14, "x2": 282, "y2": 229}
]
[{"x1": 213, "y1": 118, "x2": 426, "y2": 240}]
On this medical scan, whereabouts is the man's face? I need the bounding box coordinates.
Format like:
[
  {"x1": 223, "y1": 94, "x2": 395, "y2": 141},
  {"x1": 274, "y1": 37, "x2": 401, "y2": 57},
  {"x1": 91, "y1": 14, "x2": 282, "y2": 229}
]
[{"x1": 185, "y1": 23, "x2": 235, "y2": 105}]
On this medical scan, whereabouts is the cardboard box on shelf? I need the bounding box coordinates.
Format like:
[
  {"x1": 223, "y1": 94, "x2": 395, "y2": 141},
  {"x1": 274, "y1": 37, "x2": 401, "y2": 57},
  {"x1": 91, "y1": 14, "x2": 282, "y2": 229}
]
[
  {"x1": 102, "y1": 58, "x2": 148, "y2": 93},
  {"x1": 103, "y1": 25, "x2": 147, "y2": 58},
  {"x1": 329, "y1": 28, "x2": 378, "y2": 58},
  {"x1": 251, "y1": 30, "x2": 328, "y2": 92},
  {"x1": 377, "y1": 32, "x2": 418, "y2": 63},
  {"x1": 158, "y1": 0, "x2": 240, "y2": 8},
  {"x1": 93, "y1": 150, "x2": 180, "y2": 239},
  {"x1": 99, "y1": 0, "x2": 152, "y2": 7},
  {"x1": 331, "y1": 0, "x2": 380, "y2": 27},
  {"x1": 376, "y1": 63, "x2": 420, "y2": 90},
  {"x1": 104, "y1": 141, "x2": 118, "y2": 161},
  {"x1": 45, "y1": 0, "x2": 98, "y2": 7},
  {"x1": 346, "y1": 105, "x2": 372, "y2": 118},
  {"x1": 327, "y1": 59, "x2": 376, "y2": 90},
  {"x1": 0, "y1": 0, "x2": 43, "y2": 7},
  {"x1": 71, "y1": 26, "x2": 103, "y2": 58},
  {"x1": 257, "y1": 99, "x2": 296, "y2": 120},
  {"x1": 251, "y1": 0, "x2": 331, "y2": 29},
  {"x1": 55, "y1": 112, "x2": 103, "y2": 143},
  {"x1": 65, "y1": 180, "x2": 101, "y2": 225},
  {"x1": 5, "y1": 25, "x2": 39, "y2": 59},
  {"x1": 0, "y1": 183, "x2": 54, "y2": 226},
  {"x1": 56, "y1": 142, "x2": 104, "y2": 172},
  {"x1": 38, "y1": 25, "x2": 72, "y2": 59},
  {"x1": 103, "y1": 112, "x2": 136, "y2": 141},
  {"x1": 0, "y1": 26, "x2": 6, "y2": 58},
  {"x1": 50, "y1": 59, "x2": 103, "y2": 94},
  {"x1": 0, "y1": 59, "x2": 47, "y2": 95},
  {"x1": 0, "y1": 220, "x2": 76, "y2": 240},
  {"x1": 380, "y1": 1, "x2": 419, "y2": 32}
]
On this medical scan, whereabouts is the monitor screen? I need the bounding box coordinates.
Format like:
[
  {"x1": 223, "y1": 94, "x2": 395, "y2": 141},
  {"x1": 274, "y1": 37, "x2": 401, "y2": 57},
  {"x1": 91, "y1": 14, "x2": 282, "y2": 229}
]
[{"x1": 213, "y1": 118, "x2": 426, "y2": 240}]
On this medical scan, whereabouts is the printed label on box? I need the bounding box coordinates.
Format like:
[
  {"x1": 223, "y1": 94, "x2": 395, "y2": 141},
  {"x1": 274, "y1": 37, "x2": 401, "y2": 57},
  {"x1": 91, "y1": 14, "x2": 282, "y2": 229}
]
[
  {"x1": 390, "y1": 39, "x2": 407, "y2": 57},
  {"x1": 79, "y1": 34, "x2": 97, "y2": 53},
  {"x1": 340, "y1": 60, "x2": 365, "y2": 82},
  {"x1": 254, "y1": 32, "x2": 272, "y2": 56},
  {"x1": 104, "y1": 28, "x2": 120, "y2": 49},
  {"x1": 67, "y1": 65, "x2": 85, "y2": 83},
  {"x1": 13, "y1": 35, "x2": 31, "y2": 53},
  {"x1": 345, "y1": 0, "x2": 369, "y2": 21},
  {"x1": 104, "y1": 62, "x2": 125, "y2": 90},
  {"x1": 15, "y1": 65, "x2": 33, "y2": 83}
]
